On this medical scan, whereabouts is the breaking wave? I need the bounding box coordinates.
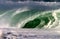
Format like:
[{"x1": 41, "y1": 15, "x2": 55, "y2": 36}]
[{"x1": 0, "y1": 8, "x2": 60, "y2": 29}]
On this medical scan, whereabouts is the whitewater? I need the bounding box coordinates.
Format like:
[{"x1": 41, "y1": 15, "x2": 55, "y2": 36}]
[
  {"x1": 0, "y1": 2, "x2": 60, "y2": 29},
  {"x1": 0, "y1": 8, "x2": 60, "y2": 29}
]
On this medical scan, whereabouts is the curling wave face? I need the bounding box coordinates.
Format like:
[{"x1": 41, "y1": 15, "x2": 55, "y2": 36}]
[{"x1": 0, "y1": 8, "x2": 60, "y2": 29}]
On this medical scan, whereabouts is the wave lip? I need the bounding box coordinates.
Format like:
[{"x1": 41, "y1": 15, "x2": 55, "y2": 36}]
[{"x1": 0, "y1": 8, "x2": 60, "y2": 29}]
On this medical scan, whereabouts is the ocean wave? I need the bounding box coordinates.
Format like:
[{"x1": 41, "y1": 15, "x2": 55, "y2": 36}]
[{"x1": 0, "y1": 8, "x2": 60, "y2": 29}]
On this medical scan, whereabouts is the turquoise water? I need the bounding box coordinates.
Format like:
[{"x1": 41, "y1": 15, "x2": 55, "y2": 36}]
[
  {"x1": 22, "y1": 11, "x2": 55, "y2": 28},
  {"x1": 0, "y1": 9, "x2": 60, "y2": 29}
]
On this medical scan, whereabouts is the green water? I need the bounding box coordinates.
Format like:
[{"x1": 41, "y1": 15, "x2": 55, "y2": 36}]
[
  {"x1": 0, "y1": 9, "x2": 59, "y2": 29},
  {"x1": 22, "y1": 11, "x2": 55, "y2": 28}
]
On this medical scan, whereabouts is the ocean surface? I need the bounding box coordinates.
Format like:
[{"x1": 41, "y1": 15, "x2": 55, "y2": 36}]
[{"x1": 0, "y1": 2, "x2": 60, "y2": 29}]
